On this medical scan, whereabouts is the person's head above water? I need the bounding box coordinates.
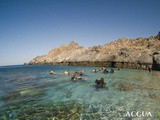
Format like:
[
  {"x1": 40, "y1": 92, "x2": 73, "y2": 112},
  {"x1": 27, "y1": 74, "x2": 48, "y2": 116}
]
[{"x1": 100, "y1": 77, "x2": 104, "y2": 82}]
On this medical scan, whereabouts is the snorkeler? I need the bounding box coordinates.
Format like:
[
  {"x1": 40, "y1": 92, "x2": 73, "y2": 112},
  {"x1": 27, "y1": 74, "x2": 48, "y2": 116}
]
[
  {"x1": 71, "y1": 74, "x2": 83, "y2": 81},
  {"x1": 80, "y1": 70, "x2": 84, "y2": 76},
  {"x1": 74, "y1": 70, "x2": 79, "y2": 75},
  {"x1": 110, "y1": 68, "x2": 116, "y2": 73},
  {"x1": 64, "y1": 70, "x2": 71, "y2": 75},
  {"x1": 103, "y1": 68, "x2": 109, "y2": 74},
  {"x1": 95, "y1": 77, "x2": 107, "y2": 88},
  {"x1": 50, "y1": 70, "x2": 55, "y2": 75},
  {"x1": 71, "y1": 74, "x2": 77, "y2": 81},
  {"x1": 92, "y1": 69, "x2": 97, "y2": 73},
  {"x1": 99, "y1": 68, "x2": 102, "y2": 71}
]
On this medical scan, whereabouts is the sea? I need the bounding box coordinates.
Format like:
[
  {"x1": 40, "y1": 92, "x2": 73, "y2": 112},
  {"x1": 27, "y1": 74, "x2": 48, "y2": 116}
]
[{"x1": 0, "y1": 65, "x2": 160, "y2": 120}]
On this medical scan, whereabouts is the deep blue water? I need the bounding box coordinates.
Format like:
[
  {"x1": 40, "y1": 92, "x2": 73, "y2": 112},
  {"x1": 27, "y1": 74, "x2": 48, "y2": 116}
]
[{"x1": 0, "y1": 65, "x2": 160, "y2": 120}]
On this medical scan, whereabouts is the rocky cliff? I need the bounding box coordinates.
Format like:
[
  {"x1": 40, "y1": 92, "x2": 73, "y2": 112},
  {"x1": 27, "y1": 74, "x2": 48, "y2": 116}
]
[{"x1": 28, "y1": 33, "x2": 160, "y2": 70}]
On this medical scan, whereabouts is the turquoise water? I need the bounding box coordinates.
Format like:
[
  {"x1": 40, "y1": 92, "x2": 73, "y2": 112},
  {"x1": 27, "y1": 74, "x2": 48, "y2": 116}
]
[{"x1": 0, "y1": 65, "x2": 160, "y2": 120}]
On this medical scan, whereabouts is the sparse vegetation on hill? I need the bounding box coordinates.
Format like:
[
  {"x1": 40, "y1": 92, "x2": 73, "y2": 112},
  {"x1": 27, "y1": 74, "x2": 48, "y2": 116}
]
[{"x1": 28, "y1": 33, "x2": 160, "y2": 70}]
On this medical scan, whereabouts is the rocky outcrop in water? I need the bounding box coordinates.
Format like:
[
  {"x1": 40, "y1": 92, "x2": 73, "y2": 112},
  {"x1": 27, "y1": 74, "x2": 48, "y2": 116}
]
[{"x1": 28, "y1": 33, "x2": 160, "y2": 70}]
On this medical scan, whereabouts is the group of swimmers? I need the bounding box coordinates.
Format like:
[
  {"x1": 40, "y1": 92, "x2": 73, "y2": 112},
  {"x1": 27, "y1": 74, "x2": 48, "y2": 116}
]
[
  {"x1": 50, "y1": 67, "x2": 120, "y2": 88},
  {"x1": 50, "y1": 69, "x2": 85, "y2": 81},
  {"x1": 71, "y1": 70, "x2": 84, "y2": 81},
  {"x1": 92, "y1": 67, "x2": 119, "y2": 74}
]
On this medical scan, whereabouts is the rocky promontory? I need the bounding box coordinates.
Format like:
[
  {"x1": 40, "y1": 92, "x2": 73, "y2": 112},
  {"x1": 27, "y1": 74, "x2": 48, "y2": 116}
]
[{"x1": 28, "y1": 33, "x2": 160, "y2": 70}]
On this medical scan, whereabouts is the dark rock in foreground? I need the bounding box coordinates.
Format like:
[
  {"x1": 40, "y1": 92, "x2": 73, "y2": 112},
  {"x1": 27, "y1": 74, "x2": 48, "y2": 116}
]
[{"x1": 28, "y1": 33, "x2": 160, "y2": 70}]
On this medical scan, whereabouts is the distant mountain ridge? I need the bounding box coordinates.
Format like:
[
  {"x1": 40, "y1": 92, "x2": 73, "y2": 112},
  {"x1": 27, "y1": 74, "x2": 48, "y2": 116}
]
[{"x1": 28, "y1": 32, "x2": 160, "y2": 70}]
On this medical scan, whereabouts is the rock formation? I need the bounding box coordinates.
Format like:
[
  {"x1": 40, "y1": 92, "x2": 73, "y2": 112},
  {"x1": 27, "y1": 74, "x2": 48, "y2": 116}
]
[
  {"x1": 28, "y1": 33, "x2": 160, "y2": 70},
  {"x1": 158, "y1": 31, "x2": 160, "y2": 40}
]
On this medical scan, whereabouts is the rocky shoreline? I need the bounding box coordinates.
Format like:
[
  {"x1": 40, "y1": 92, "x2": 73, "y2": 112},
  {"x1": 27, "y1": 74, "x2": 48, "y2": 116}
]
[
  {"x1": 28, "y1": 32, "x2": 160, "y2": 71},
  {"x1": 28, "y1": 61, "x2": 153, "y2": 70}
]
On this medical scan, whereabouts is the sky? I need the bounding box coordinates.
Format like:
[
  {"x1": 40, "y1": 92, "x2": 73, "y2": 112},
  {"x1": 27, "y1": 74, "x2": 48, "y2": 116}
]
[{"x1": 0, "y1": 0, "x2": 160, "y2": 66}]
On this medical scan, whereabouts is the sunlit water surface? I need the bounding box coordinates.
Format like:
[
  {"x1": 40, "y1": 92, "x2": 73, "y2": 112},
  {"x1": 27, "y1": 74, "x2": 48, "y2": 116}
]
[{"x1": 0, "y1": 65, "x2": 160, "y2": 120}]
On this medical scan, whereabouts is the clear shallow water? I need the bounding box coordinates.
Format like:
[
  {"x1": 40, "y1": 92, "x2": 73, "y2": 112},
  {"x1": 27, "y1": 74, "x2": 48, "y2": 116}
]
[{"x1": 0, "y1": 65, "x2": 160, "y2": 120}]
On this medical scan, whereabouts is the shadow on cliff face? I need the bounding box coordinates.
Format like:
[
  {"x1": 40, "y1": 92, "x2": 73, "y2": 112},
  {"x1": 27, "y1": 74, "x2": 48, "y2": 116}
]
[
  {"x1": 152, "y1": 52, "x2": 160, "y2": 71},
  {"x1": 152, "y1": 58, "x2": 158, "y2": 70},
  {"x1": 111, "y1": 62, "x2": 116, "y2": 67}
]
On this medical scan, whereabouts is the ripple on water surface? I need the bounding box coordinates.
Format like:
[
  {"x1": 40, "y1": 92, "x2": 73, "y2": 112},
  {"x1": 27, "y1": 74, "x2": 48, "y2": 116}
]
[{"x1": 0, "y1": 65, "x2": 160, "y2": 119}]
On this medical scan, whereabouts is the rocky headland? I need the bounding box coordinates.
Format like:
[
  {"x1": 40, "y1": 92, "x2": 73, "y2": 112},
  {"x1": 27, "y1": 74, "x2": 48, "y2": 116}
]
[{"x1": 28, "y1": 32, "x2": 160, "y2": 70}]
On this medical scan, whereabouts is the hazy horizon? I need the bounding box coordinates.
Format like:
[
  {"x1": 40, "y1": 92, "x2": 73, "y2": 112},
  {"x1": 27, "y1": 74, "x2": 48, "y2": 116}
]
[{"x1": 0, "y1": 0, "x2": 160, "y2": 66}]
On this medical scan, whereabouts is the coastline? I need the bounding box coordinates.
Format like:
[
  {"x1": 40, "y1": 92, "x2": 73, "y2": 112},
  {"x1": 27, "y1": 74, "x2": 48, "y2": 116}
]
[
  {"x1": 28, "y1": 61, "x2": 158, "y2": 70},
  {"x1": 27, "y1": 34, "x2": 160, "y2": 71}
]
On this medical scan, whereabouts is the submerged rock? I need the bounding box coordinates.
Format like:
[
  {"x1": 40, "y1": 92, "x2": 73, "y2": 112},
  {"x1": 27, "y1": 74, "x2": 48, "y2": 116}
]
[
  {"x1": 1, "y1": 88, "x2": 46, "y2": 111},
  {"x1": 12, "y1": 100, "x2": 84, "y2": 120},
  {"x1": 0, "y1": 110, "x2": 9, "y2": 120},
  {"x1": 2, "y1": 88, "x2": 46, "y2": 102},
  {"x1": 148, "y1": 93, "x2": 160, "y2": 100},
  {"x1": 114, "y1": 82, "x2": 140, "y2": 91},
  {"x1": 66, "y1": 91, "x2": 72, "y2": 98}
]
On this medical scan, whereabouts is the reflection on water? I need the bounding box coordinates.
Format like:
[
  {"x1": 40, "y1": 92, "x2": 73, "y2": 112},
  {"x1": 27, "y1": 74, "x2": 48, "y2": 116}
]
[{"x1": 0, "y1": 65, "x2": 160, "y2": 119}]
